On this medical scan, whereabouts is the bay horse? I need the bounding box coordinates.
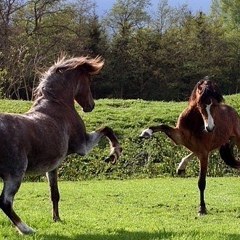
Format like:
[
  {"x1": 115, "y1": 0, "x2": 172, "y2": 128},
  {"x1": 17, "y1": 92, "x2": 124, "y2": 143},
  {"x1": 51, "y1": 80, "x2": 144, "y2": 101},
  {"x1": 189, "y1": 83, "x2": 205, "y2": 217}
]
[
  {"x1": 0, "y1": 56, "x2": 122, "y2": 234},
  {"x1": 140, "y1": 78, "x2": 240, "y2": 216}
]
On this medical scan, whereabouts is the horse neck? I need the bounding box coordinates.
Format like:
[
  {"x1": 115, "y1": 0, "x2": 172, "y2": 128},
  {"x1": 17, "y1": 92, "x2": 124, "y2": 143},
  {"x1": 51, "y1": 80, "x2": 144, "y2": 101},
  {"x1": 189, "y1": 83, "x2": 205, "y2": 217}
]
[
  {"x1": 178, "y1": 104, "x2": 203, "y2": 129},
  {"x1": 29, "y1": 96, "x2": 76, "y2": 118},
  {"x1": 36, "y1": 74, "x2": 78, "y2": 109}
]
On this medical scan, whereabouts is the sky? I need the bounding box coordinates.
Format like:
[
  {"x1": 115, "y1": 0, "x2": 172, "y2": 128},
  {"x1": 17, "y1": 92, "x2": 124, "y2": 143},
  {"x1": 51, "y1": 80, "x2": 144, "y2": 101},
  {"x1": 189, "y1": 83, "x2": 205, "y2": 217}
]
[
  {"x1": 168, "y1": 0, "x2": 212, "y2": 13},
  {"x1": 95, "y1": 0, "x2": 212, "y2": 16}
]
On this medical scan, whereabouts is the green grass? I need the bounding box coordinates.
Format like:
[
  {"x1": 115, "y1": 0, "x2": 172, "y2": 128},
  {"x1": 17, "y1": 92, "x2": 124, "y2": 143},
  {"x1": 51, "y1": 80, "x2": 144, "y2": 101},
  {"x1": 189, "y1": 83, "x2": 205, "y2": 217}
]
[
  {"x1": 1, "y1": 178, "x2": 240, "y2": 239},
  {"x1": 0, "y1": 97, "x2": 240, "y2": 238}
]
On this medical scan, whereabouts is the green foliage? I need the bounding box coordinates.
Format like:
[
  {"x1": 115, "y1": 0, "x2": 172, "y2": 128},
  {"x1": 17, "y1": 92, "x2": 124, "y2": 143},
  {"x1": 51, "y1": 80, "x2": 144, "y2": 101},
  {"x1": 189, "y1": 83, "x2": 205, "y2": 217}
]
[
  {"x1": 0, "y1": 97, "x2": 239, "y2": 181},
  {"x1": 219, "y1": 0, "x2": 240, "y2": 28},
  {"x1": 1, "y1": 0, "x2": 240, "y2": 101},
  {"x1": 1, "y1": 178, "x2": 240, "y2": 239}
]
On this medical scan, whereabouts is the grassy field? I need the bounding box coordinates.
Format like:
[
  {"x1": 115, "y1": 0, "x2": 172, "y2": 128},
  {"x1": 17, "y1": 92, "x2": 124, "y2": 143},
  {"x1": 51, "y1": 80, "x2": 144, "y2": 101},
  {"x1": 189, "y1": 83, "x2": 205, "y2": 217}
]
[
  {"x1": 0, "y1": 178, "x2": 240, "y2": 239},
  {"x1": 0, "y1": 98, "x2": 240, "y2": 239}
]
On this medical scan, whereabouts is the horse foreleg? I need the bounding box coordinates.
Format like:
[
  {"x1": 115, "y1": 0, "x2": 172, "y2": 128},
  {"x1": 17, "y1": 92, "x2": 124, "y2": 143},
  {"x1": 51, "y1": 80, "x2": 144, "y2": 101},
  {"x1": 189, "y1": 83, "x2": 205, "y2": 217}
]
[
  {"x1": 0, "y1": 177, "x2": 35, "y2": 235},
  {"x1": 46, "y1": 169, "x2": 61, "y2": 222},
  {"x1": 140, "y1": 125, "x2": 183, "y2": 145},
  {"x1": 84, "y1": 126, "x2": 122, "y2": 163},
  {"x1": 101, "y1": 127, "x2": 122, "y2": 163},
  {"x1": 177, "y1": 152, "x2": 195, "y2": 175},
  {"x1": 197, "y1": 154, "x2": 208, "y2": 216}
]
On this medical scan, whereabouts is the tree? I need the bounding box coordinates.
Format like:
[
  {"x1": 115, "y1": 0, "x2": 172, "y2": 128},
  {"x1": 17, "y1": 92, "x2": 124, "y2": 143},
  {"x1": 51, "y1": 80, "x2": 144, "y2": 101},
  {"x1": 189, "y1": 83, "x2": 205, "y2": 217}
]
[
  {"x1": 210, "y1": 0, "x2": 240, "y2": 93},
  {"x1": 152, "y1": 0, "x2": 190, "y2": 34},
  {"x1": 0, "y1": 0, "x2": 29, "y2": 98},
  {"x1": 0, "y1": 0, "x2": 106, "y2": 99},
  {"x1": 102, "y1": 0, "x2": 151, "y2": 98},
  {"x1": 219, "y1": 0, "x2": 240, "y2": 28}
]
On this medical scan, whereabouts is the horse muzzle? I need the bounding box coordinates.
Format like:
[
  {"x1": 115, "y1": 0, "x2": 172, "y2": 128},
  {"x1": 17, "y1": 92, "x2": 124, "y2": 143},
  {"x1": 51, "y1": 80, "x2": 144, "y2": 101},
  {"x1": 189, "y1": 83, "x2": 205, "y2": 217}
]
[
  {"x1": 205, "y1": 125, "x2": 215, "y2": 132},
  {"x1": 83, "y1": 104, "x2": 95, "y2": 112}
]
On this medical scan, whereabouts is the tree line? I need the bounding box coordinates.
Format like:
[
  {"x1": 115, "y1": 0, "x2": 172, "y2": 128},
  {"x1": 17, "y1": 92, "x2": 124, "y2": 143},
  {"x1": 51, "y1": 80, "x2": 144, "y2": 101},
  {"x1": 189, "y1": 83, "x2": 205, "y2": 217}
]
[{"x1": 0, "y1": 0, "x2": 240, "y2": 101}]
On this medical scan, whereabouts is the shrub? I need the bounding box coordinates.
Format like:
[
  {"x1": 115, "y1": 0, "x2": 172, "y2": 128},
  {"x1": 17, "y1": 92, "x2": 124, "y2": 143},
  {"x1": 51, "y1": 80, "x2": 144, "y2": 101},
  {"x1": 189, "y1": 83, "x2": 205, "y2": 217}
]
[{"x1": 0, "y1": 98, "x2": 238, "y2": 181}]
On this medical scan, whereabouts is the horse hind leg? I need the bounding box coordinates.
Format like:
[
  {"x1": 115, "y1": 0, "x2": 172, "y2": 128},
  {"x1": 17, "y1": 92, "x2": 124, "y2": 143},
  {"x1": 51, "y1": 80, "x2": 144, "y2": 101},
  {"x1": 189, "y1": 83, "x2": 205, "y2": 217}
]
[
  {"x1": 46, "y1": 169, "x2": 61, "y2": 222},
  {"x1": 0, "y1": 176, "x2": 35, "y2": 235}
]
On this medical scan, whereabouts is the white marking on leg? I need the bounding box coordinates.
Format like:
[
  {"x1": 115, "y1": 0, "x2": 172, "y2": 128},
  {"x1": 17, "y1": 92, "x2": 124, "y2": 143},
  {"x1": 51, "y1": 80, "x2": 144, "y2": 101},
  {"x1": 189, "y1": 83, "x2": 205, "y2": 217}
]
[
  {"x1": 86, "y1": 131, "x2": 104, "y2": 152},
  {"x1": 16, "y1": 222, "x2": 35, "y2": 235},
  {"x1": 77, "y1": 132, "x2": 104, "y2": 156},
  {"x1": 204, "y1": 103, "x2": 215, "y2": 132},
  {"x1": 140, "y1": 128, "x2": 153, "y2": 138},
  {"x1": 177, "y1": 152, "x2": 195, "y2": 172}
]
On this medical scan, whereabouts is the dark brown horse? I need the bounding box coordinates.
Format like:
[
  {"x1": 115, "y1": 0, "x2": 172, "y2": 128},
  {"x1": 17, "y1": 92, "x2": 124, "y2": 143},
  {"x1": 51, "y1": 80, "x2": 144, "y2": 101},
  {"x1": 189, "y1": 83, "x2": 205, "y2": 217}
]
[
  {"x1": 140, "y1": 78, "x2": 240, "y2": 215},
  {"x1": 0, "y1": 56, "x2": 122, "y2": 234}
]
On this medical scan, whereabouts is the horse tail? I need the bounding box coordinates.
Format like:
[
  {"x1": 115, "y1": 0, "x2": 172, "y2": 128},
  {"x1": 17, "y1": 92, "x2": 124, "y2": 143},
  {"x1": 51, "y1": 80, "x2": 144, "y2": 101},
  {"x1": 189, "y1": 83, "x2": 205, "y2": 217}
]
[{"x1": 219, "y1": 141, "x2": 240, "y2": 168}]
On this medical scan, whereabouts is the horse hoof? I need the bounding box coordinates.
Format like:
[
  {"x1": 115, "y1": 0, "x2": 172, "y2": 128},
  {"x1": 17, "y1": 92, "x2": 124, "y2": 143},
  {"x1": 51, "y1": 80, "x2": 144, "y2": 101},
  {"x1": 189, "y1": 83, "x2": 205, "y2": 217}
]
[
  {"x1": 104, "y1": 156, "x2": 113, "y2": 163},
  {"x1": 105, "y1": 154, "x2": 117, "y2": 164},
  {"x1": 139, "y1": 130, "x2": 152, "y2": 139},
  {"x1": 53, "y1": 216, "x2": 62, "y2": 222},
  {"x1": 198, "y1": 208, "x2": 207, "y2": 216},
  {"x1": 16, "y1": 222, "x2": 36, "y2": 235},
  {"x1": 177, "y1": 169, "x2": 186, "y2": 175},
  {"x1": 105, "y1": 147, "x2": 122, "y2": 164},
  {"x1": 198, "y1": 212, "x2": 207, "y2": 216}
]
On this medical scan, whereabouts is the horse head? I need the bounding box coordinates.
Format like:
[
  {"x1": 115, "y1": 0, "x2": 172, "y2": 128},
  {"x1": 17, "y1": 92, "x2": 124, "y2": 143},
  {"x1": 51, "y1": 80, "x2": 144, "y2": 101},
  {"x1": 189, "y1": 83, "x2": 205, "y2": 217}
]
[
  {"x1": 190, "y1": 78, "x2": 224, "y2": 132},
  {"x1": 74, "y1": 69, "x2": 95, "y2": 113},
  {"x1": 67, "y1": 57, "x2": 104, "y2": 112},
  {"x1": 36, "y1": 56, "x2": 104, "y2": 113}
]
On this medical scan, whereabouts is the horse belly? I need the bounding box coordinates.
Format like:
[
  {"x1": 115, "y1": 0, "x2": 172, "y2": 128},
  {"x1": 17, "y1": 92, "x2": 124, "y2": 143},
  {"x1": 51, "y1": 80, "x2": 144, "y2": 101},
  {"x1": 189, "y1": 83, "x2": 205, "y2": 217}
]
[
  {"x1": 27, "y1": 124, "x2": 71, "y2": 174},
  {"x1": 26, "y1": 138, "x2": 69, "y2": 175},
  {"x1": 195, "y1": 129, "x2": 229, "y2": 152},
  {"x1": 26, "y1": 155, "x2": 66, "y2": 175}
]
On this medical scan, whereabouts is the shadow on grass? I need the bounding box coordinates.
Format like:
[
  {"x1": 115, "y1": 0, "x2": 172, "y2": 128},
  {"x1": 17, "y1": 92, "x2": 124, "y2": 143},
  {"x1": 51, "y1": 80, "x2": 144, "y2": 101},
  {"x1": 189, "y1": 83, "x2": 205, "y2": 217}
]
[{"x1": 39, "y1": 229, "x2": 240, "y2": 240}]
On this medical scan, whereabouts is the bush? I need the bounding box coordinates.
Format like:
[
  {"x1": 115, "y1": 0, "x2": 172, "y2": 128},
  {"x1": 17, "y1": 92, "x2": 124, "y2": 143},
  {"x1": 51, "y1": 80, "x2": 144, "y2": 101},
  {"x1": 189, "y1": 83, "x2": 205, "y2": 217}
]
[{"x1": 0, "y1": 98, "x2": 238, "y2": 181}]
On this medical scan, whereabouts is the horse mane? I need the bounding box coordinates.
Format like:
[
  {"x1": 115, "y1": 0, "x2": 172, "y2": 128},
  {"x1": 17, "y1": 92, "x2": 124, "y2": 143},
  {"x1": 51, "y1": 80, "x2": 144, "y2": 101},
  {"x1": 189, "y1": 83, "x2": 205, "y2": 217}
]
[
  {"x1": 188, "y1": 82, "x2": 201, "y2": 106},
  {"x1": 189, "y1": 78, "x2": 224, "y2": 107},
  {"x1": 34, "y1": 56, "x2": 104, "y2": 99},
  {"x1": 41, "y1": 55, "x2": 104, "y2": 80}
]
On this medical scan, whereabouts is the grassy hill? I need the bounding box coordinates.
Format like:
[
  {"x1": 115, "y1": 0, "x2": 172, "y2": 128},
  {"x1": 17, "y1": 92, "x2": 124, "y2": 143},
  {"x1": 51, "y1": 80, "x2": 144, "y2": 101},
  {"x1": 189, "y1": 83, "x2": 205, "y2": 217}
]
[{"x1": 0, "y1": 95, "x2": 239, "y2": 180}]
